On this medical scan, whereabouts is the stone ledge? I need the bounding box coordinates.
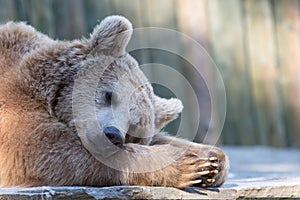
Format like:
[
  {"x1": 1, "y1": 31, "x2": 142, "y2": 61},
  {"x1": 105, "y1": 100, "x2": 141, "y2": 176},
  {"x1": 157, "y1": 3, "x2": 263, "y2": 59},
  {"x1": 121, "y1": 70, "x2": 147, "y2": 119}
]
[
  {"x1": 1, "y1": 146, "x2": 300, "y2": 199},
  {"x1": 0, "y1": 186, "x2": 225, "y2": 200},
  {"x1": 0, "y1": 178, "x2": 300, "y2": 200}
]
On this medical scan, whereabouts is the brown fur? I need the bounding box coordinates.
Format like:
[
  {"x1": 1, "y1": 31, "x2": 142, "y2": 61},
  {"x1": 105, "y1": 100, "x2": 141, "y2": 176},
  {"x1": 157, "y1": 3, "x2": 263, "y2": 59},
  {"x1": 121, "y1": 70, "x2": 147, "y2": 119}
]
[{"x1": 0, "y1": 16, "x2": 229, "y2": 188}]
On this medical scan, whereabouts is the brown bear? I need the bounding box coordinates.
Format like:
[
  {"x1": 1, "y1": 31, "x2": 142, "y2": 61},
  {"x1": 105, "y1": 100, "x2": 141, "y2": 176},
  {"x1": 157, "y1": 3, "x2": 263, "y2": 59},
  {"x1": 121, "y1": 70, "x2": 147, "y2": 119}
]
[{"x1": 0, "y1": 16, "x2": 229, "y2": 188}]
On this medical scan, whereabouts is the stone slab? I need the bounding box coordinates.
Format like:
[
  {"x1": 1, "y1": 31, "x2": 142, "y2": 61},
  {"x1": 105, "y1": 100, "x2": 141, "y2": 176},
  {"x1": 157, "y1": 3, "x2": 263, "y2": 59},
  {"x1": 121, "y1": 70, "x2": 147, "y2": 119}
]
[{"x1": 0, "y1": 146, "x2": 299, "y2": 199}]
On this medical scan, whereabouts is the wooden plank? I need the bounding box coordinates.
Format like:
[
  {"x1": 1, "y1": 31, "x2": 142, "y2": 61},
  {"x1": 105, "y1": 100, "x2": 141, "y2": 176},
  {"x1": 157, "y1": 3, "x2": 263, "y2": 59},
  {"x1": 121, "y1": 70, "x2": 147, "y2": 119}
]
[
  {"x1": 13, "y1": 0, "x2": 28, "y2": 21},
  {"x1": 26, "y1": 0, "x2": 55, "y2": 37},
  {"x1": 208, "y1": 0, "x2": 256, "y2": 145},
  {"x1": 52, "y1": 0, "x2": 86, "y2": 39},
  {"x1": 243, "y1": 0, "x2": 285, "y2": 146},
  {"x1": 135, "y1": 0, "x2": 155, "y2": 77},
  {"x1": 0, "y1": 0, "x2": 16, "y2": 23},
  {"x1": 143, "y1": 0, "x2": 190, "y2": 137},
  {"x1": 177, "y1": 0, "x2": 219, "y2": 144},
  {"x1": 111, "y1": 0, "x2": 142, "y2": 27},
  {"x1": 84, "y1": 0, "x2": 114, "y2": 33},
  {"x1": 274, "y1": 0, "x2": 300, "y2": 146},
  {"x1": 145, "y1": 0, "x2": 177, "y2": 29}
]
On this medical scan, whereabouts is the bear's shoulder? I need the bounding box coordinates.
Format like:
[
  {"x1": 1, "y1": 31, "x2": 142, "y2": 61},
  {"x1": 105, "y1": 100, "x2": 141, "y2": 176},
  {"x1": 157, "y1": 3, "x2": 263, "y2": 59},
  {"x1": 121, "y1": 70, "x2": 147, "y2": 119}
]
[
  {"x1": 0, "y1": 22, "x2": 54, "y2": 51},
  {"x1": 0, "y1": 22, "x2": 55, "y2": 76}
]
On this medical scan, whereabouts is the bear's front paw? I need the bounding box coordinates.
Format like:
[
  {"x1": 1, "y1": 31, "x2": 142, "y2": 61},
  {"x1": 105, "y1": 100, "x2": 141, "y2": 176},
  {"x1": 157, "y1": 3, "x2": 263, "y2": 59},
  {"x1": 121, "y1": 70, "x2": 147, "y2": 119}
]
[
  {"x1": 176, "y1": 149, "x2": 228, "y2": 188},
  {"x1": 175, "y1": 151, "x2": 218, "y2": 188},
  {"x1": 195, "y1": 150, "x2": 228, "y2": 188}
]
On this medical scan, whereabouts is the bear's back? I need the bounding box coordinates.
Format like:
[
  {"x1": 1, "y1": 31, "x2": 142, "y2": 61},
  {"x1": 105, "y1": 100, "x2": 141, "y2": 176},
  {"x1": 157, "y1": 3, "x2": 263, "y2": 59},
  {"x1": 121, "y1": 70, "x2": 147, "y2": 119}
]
[{"x1": 0, "y1": 22, "x2": 53, "y2": 77}]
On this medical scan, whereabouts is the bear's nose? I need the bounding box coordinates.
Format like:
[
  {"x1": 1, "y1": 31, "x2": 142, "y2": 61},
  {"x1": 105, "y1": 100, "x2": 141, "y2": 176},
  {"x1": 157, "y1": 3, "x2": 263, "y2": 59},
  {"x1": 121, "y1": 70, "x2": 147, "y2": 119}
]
[{"x1": 104, "y1": 127, "x2": 125, "y2": 148}]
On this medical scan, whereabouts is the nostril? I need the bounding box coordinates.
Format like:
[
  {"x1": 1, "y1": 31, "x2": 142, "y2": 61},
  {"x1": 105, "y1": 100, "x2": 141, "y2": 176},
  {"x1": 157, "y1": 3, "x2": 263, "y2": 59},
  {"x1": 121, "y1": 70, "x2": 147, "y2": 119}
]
[
  {"x1": 106, "y1": 133, "x2": 116, "y2": 140},
  {"x1": 104, "y1": 127, "x2": 124, "y2": 148}
]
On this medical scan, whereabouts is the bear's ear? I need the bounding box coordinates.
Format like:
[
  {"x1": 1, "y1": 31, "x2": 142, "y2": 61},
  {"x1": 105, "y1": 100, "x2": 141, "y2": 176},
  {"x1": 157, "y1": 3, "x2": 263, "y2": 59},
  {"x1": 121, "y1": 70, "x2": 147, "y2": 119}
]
[
  {"x1": 90, "y1": 15, "x2": 132, "y2": 57},
  {"x1": 154, "y1": 95, "x2": 183, "y2": 130}
]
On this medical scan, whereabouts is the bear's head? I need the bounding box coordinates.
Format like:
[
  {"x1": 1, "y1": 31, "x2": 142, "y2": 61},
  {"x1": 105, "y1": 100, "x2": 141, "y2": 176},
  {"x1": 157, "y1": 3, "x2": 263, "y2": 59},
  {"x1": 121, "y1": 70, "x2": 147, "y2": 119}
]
[{"x1": 68, "y1": 16, "x2": 183, "y2": 157}]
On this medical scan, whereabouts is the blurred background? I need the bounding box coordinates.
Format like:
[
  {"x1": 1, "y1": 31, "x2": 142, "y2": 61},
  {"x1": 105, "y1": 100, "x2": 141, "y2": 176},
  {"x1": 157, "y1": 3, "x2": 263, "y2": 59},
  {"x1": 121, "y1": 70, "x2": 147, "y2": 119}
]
[{"x1": 1, "y1": 0, "x2": 300, "y2": 147}]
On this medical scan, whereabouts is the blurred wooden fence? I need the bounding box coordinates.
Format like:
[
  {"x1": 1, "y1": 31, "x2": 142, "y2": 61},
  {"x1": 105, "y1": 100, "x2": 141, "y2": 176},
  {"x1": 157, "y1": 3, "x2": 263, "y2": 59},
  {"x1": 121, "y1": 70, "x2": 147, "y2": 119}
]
[{"x1": 1, "y1": 0, "x2": 300, "y2": 147}]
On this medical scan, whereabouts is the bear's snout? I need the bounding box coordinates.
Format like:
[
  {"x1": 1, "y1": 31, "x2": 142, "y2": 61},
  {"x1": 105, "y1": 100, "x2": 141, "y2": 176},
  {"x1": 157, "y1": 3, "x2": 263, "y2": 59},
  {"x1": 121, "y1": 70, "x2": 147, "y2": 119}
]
[{"x1": 104, "y1": 126, "x2": 125, "y2": 148}]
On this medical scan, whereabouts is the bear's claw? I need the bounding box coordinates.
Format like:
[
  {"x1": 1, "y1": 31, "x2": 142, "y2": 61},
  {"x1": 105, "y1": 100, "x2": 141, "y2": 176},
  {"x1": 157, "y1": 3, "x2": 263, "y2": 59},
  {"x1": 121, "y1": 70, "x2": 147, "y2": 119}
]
[
  {"x1": 192, "y1": 152, "x2": 224, "y2": 188},
  {"x1": 206, "y1": 178, "x2": 215, "y2": 183},
  {"x1": 196, "y1": 170, "x2": 210, "y2": 176},
  {"x1": 209, "y1": 156, "x2": 218, "y2": 161}
]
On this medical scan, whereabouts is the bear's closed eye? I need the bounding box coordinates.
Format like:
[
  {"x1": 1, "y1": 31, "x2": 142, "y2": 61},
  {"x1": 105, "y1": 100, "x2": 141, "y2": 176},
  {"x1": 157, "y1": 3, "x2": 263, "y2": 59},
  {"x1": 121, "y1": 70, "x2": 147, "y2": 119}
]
[{"x1": 105, "y1": 92, "x2": 113, "y2": 105}]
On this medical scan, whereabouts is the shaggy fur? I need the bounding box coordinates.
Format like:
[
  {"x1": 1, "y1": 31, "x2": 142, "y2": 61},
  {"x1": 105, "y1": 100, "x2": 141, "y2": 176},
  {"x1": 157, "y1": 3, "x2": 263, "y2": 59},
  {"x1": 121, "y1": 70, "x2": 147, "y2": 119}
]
[{"x1": 0, "y1": 16, "x2": 229, "y2": 188}]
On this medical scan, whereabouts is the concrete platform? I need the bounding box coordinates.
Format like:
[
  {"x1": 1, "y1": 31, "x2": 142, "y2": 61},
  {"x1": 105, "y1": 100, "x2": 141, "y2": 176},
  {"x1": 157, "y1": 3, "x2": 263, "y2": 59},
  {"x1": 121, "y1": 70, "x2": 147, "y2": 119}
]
[{"x1": 0, "y1": 146, "x2": 299, "y2": 199}]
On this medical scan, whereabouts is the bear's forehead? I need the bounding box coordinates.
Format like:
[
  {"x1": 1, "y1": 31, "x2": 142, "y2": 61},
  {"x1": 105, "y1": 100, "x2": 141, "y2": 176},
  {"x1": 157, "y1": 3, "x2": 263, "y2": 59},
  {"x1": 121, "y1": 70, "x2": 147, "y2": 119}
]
[{"x1": 98, "y1": 55, "x2": 154, "y2": 100}]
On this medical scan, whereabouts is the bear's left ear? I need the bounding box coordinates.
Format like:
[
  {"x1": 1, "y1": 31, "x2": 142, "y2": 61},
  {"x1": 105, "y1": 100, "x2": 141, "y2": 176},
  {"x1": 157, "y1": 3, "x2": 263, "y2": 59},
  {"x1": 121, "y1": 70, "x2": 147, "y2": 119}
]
[
  {"x1": 90, "y1": 15, "x2": 132, "y2": 57},
  {"x1": 154, "y1": 95, "x2": 184, "y2": 130}
]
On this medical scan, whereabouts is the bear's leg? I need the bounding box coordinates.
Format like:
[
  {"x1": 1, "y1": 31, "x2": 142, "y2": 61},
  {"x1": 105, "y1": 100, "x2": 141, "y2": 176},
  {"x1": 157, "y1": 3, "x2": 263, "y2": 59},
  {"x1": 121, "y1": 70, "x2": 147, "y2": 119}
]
[
  {"x1": 9, "y1": 121, "x2": 225, "y2": 189},
  {"x1": 150, "y1": 133, "x2": 229, "y2": 187},
  {"x1": 118, "y1": 142, "x2": 225, "y2": 188}
]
